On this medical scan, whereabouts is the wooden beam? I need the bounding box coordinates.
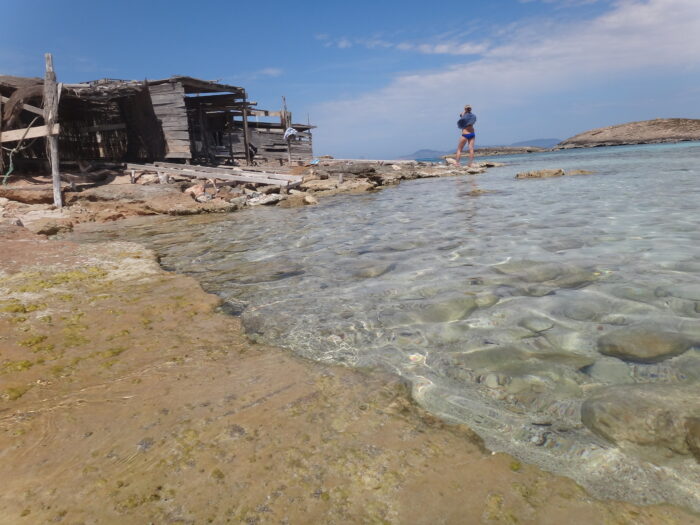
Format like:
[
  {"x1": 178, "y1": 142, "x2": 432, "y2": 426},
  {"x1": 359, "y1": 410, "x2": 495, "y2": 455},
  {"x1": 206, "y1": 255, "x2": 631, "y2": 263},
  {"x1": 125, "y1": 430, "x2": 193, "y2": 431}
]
[
  {"x1": 0, "y1": 94, "x2": 3, "y2": 174},
  {"x1": 0, "y1": 123, "x2": 60, "y2": 143},
  {"x1": 80, "y1": 122, "x2": 126, "y2": 134},
  {"x1": 0, "y1": 95, "x2": 45, "y2": 118},
  {"x1": 127, "y1": 163, "x2": 296, "y2": 187},
  {"x1": 242, "y1": 107, "x2": 251, "y2": 166},
  {"x1": 248, "y1": 109, "x2": 282, "y2": 118},
  {"x1": 152, "y1": 162, "x2": 302, "y2": 182}
]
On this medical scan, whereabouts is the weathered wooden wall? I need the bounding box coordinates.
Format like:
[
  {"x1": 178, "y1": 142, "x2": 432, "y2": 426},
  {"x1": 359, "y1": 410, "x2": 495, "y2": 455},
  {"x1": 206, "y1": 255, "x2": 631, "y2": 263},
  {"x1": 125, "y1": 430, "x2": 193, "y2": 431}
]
[
  {"x1": 204, "y1": 124, "x2": 312, "y2": 163},
  {"x1": 148, "y1": 82, "x2": 191, "y2": 159}
]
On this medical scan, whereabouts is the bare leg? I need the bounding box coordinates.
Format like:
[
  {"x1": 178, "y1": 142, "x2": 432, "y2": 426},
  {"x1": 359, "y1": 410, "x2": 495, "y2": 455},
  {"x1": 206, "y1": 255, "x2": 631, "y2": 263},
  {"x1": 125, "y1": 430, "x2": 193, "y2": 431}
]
[
  {"x1": 467, "y1": 137, "x2": 475, "y2": 166},
  {"x1": 455, "y1": 136, "x2": 467, "y2": 164}
]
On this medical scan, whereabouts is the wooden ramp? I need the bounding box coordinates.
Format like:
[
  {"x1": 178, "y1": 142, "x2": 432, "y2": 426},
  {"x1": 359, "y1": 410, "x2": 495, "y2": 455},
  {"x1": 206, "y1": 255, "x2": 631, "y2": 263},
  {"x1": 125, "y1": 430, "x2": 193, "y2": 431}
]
[{"x1": 126, "y1": 162, "x2": 303, "y2": 191}]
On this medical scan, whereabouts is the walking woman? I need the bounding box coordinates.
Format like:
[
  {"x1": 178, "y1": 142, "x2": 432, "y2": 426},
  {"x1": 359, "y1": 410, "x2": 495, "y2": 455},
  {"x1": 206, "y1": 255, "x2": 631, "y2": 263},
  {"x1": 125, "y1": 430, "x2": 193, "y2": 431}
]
[{"x1": 455, "y1": 105, "x2": 477, "y2": 166}]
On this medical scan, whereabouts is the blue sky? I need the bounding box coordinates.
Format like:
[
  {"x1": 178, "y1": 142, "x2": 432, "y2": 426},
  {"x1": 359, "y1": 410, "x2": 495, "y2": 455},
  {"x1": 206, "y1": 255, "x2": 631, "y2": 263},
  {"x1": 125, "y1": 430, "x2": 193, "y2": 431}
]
[{"x1": 2, "y1": 0, "x2": 699, "y2": 158}]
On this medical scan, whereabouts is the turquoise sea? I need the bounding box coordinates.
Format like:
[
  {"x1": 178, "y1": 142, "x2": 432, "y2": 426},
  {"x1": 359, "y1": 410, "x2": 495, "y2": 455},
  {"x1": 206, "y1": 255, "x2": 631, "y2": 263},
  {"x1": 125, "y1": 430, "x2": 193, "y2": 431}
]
[{"x1": 72, "y1": 142, "x2": 700, "y2": 510}]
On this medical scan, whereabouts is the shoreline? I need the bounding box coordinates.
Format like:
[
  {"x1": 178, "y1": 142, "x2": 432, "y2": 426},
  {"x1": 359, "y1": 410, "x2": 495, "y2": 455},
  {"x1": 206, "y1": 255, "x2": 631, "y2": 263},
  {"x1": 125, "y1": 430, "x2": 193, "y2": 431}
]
[
  {"x1": 1, "y1": 224, "x2": 699, "y2": 522},
  {"x1": 1, "y1": 160, "x2": 700, "y2": 521},
  {"x1": 0, "y1": 159, "x2": 496, "y2": 232}
]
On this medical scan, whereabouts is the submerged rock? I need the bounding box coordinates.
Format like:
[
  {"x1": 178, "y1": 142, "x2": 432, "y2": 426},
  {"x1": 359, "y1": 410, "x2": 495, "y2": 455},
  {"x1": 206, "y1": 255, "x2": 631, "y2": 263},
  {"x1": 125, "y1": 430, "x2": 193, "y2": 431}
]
[
  {"x1": 519, "y1": 317, "x2": 555, "y2": 333},
  {"x1": 598, "y1": 326, "x2": 695, "y2": 363},
  {"x1": 581, "y1": 384, "x2": 700, "y2": 462},
  {"x1": 516, "y1": 169, "x2": 565, "y2": 179}
]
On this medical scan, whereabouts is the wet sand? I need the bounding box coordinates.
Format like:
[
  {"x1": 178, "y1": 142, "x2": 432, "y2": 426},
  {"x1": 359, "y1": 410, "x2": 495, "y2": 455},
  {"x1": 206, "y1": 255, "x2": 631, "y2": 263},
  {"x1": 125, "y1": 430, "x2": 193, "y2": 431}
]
[{"x1": 1, "y1": 226, "x2": 698, "y2": 524}]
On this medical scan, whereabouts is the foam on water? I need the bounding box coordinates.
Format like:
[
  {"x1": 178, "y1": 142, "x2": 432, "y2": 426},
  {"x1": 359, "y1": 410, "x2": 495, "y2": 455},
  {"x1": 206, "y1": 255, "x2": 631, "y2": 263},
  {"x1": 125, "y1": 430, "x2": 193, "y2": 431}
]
[{"x1": 73, "y1": 142, "x2": 700, "y2": 510}]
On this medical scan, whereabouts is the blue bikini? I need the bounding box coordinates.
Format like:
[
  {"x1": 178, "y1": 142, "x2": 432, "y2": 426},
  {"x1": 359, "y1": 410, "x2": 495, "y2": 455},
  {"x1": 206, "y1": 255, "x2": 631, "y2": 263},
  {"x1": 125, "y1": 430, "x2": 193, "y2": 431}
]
[{"x1": 462, "y1": 132, "x2": 475, "y2": 139}]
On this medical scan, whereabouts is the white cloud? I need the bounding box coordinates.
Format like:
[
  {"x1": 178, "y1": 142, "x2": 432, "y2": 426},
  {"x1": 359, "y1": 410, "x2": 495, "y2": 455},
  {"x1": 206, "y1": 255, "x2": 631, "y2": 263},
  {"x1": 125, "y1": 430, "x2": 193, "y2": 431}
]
[
  {"x1": 318, "y1": 34, "x2": 488, "y2": 56},
  {"x1": 225, "y1": 67, "x2": 283, "y2": 84},
  {"x1": 310, "y1": 0, "x2": 700, "y2": 157},
  {"x1": 256, "y1": 68, "x2": 283, "y2": 78}
]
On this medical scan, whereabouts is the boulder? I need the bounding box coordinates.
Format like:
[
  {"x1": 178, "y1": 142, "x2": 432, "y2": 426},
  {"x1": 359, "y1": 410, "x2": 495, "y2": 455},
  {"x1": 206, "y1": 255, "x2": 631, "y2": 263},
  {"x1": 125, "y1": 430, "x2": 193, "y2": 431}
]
[
  {"x1": 598, "y1": 326, "x2": 694, "y2": 363},
  {"x1": 581, "y1": 384, "x2": 700, "y2": 461},
  {"x1": 24, "y1": 218, "x2": 74, "y2": 236},
  {"x1": 300, "y1": 179, "x2": 338, "y2": 192},
  {"x1": 303, "y1": 195, "x2": 318, "y2": 205},
  {"x1": 0, "y1": 186, "x2": 57, "y2": 204},
  {"x1": 324, "y1": 164, "x2": 376, "y2": 177},
  {"x1": 247, "y1": 194, "x2": 284, "y2": 206},
  {"x1": 184, "y1": 183, "x2": 207, "y2": 199}
]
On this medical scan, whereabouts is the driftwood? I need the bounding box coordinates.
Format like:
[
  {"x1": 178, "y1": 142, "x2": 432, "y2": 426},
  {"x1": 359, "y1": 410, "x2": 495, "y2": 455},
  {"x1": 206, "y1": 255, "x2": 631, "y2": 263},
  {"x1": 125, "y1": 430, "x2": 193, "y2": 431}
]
[
  {"x1": 127, "y1": 162, "x2": 302, "y2": 191},
  {"x1": 1, "y1": 84, "x2": 43, "y2": 127}
]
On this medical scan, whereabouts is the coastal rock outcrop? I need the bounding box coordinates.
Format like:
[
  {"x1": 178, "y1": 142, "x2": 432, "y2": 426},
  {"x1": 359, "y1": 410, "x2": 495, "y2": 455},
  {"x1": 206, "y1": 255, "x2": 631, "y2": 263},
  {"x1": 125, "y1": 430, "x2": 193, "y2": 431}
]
[
  {"x1": 556, "y1": 118, "x2": 700, "y2": 149},
  {"x1": 515, "y1": 169, "x2": 595, "y2": 179}
]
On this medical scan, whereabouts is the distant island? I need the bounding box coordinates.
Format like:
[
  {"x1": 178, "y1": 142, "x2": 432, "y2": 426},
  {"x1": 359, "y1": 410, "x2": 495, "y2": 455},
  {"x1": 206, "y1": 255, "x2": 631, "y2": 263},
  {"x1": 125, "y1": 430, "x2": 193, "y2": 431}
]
[
  {"x1": 556, "y1": 118, "x2": 700, "y2": 149},
  {"x1": 399, "y1": 138, "x2": 561, "y2": 160},
  {"x1": 400, "y1": 119, "x2": 700, "y2": 160}
]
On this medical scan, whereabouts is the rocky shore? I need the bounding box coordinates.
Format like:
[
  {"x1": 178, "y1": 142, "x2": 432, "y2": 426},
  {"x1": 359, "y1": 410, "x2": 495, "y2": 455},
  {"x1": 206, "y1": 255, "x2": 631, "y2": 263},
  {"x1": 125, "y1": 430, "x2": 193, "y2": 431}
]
[
  {"x1": 0, "y1": 159, "x2": 496, "y2": 233},
  {"x1": 556, "y1": 118, "x2": 700, "y2": 149},
  {"x1": 2, "y1": 223, "x2": 699, "y2": 523}
]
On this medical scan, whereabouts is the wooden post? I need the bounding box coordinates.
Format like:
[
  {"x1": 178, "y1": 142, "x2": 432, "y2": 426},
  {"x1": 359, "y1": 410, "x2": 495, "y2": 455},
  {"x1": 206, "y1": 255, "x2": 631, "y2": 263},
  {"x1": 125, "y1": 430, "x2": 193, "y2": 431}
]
[
  {"x1": 225, "y1": 109, "x2": 234, "y2": 165},
  {"x1": 242, "y1": 107, "x2": 251, "y2": 166},
  {"x1": 282, "y1": 96, "x2": 292, "y2": 165},
  {"x1": 0, "y1": 94, "x2": 4, "y2": 175},
  {"x1": 44, "y1": 53, "x2": 62, "y2": 208}
]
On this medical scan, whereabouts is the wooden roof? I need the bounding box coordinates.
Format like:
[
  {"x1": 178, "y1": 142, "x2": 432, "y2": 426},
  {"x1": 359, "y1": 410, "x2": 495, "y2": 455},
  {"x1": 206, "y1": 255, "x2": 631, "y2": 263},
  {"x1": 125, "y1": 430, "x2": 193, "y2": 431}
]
[{"x1": 148, "y1": 76, "x2": 246, "y2": 96}]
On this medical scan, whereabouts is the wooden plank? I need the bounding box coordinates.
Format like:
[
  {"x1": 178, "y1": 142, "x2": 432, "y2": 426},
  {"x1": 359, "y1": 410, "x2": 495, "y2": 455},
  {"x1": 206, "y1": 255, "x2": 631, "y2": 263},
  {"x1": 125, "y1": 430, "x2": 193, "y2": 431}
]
[
  {"x1": 152, "y1": 162, "x2": 302, "y2": 183},
  {"x1": 0, "y1": 123, "x2": 60, "y2": 143},
  {"x1": 153, "y1": 161, "x2": 301, "y2": 181},
  {"x1": 164, "y1": 152, "x2": 192, "y2": 159},
  {"x1": 163, "y1": 131, "x2": 191, "y2": 140},
  {"x1": 248, "y1": 109, "x2": 282, "y2": 118},
  {"x1": 166, "y1": 146, "x2": 192, "y2": 154},
  {"x1": 128, "y1": 163, "x2": 293, "y2": 187},
  {"x1": 0, "y1": 95, "x2": 45, "y2": 118},
  {"x1": 80, "y1": 123, "x2": 126, "y2": 133}
]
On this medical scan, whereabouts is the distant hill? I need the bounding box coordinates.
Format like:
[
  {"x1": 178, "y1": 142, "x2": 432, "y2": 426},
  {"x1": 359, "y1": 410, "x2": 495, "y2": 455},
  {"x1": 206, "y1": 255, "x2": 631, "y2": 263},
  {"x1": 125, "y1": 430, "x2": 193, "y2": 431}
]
[
  {"x1": 398, "y1": 138, "x2": 561, "y2": 160},
  {"x1": 509, "y1": 138, "x2": 561, "y2": 148},
  {"x1": 556, "y1": 118, "x2": 700, "y2": 149},
  {"x1": 398, "y1": 149, "x2": 450, "y2": 160}
]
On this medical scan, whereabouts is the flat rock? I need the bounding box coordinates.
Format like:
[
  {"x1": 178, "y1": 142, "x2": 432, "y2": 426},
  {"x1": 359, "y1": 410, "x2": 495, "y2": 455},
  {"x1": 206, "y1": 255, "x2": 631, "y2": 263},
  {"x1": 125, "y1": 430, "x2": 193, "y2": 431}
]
[
  {"x1": 248, "y1": 194, "x2": 284, "y2": 206},
  {"x1": 0, "y1": 185, "x2": 57, "y2": 204},
  {"x1": 598, "y1": 326, "x2": 694, "y2": 363},
  {"x1": 23, "y1": 218, "x2": 74, "y2": 236},
  {"x1": 301, "y1": 179, "x2": 338, "y2": 192},
  {"x1": 68, "y1": 184, "x2": 184, "y2": 204},
  {"x1": 516, "y1": 169, "x2": 565, "y2": 179},
  {"x1": 581, "y1": 384, "x2": 700, "y2": 460}
]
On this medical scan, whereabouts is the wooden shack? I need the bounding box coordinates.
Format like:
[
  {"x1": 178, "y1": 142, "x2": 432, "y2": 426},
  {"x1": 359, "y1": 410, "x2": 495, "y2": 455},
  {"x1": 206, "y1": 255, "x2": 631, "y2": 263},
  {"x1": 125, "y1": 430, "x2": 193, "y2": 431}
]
[
  {"x1": 1, "y1": 73, "x2": 314, "y2": 173},
  {"x1": 1, "y1": 75, "x2": 163, "y2": 169},
  {"x1": 147, "y1": 76, "x2": 313, "y2": 165}
]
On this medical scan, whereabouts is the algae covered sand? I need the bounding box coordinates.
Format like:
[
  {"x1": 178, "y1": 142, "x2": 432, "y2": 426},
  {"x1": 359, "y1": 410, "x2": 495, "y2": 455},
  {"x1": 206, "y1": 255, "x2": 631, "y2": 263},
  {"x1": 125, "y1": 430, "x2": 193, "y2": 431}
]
[{"x1": 0, "y1": 227, "x2": 698, "y2": 524}]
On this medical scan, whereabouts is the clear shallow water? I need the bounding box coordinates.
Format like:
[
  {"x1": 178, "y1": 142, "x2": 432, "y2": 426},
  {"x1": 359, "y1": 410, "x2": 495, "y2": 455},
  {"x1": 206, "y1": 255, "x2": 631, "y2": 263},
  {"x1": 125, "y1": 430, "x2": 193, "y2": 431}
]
[{"x1": 73, "y1": 142, "x2": 700, "y2": 509}]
